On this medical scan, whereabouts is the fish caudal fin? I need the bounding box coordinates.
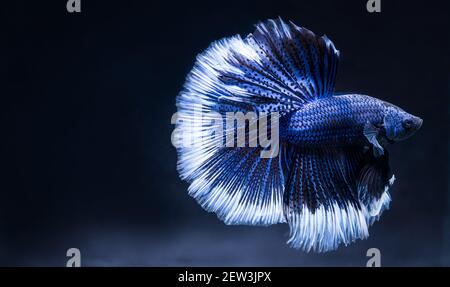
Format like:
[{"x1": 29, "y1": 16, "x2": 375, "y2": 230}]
[
  {"x1": 184, "y1": 145, "x2": 293, "y2": 225},
  {"x1": 176, "y1": 18, "x2": 340, "y2": 226}
]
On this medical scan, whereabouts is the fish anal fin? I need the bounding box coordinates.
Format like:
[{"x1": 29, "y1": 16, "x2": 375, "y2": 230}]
[
  {"x1": 283, "y1": 147, "x2": 369, "y2": 252},
  {"x1": 357, "y1": 149, "x2": 394, "y2": 220}
]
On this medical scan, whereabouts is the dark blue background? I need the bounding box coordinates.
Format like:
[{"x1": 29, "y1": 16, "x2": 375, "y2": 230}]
[{"x1": 2, "y1": 0, "x2": 449, "y2": 266}]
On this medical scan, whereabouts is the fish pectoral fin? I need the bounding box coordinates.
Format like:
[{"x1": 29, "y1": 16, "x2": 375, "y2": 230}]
[{"x1": 363, "y1": 122, "x2": 384, "y2": 157}]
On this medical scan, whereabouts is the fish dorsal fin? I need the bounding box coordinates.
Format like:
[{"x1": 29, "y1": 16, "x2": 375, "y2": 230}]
[
  {"x1": 250, "y1": 18, "x2": 340, "y2": 102},
  {"x1": 189, "y1": 18, "x2": 340, "y2": 117}
]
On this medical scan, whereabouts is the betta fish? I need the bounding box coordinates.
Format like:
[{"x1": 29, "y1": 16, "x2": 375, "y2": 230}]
[{"x1": 174, "y1": 18, "x2": 422, "y2": 252}]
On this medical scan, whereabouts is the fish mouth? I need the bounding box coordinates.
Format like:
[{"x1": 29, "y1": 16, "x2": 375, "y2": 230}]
[
  {"x1": 404, "y1": 116, "x2": 423, "y2": 132},
  {"x1": 402, "y1": 116, "x2": 423, "y2": 140},
  {"x1": 415, "y1": 117, "x2": 423, "y2": 130}
]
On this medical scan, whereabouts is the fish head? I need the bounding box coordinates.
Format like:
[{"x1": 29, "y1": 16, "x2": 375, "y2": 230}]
[{"x1": 383, "y1": 105, "x2": 423, "y2": 142}]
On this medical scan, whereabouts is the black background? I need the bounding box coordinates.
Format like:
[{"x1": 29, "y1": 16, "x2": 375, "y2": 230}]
[{"x1": 2, "y1": 0, "x2": 449, "y2": 266}]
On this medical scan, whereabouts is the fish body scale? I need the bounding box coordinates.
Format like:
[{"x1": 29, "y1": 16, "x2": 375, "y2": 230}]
[{"x1": 282, "y1": 94, "x2": 384, "y2": 147}]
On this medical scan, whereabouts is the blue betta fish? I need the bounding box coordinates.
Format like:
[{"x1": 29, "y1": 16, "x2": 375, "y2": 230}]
[{"x1": 175, "y1": 18, "x2": 422, "y2": 252}]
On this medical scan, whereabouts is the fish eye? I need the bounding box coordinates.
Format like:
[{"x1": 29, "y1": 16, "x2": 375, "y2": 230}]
[{"x1": 402, "y1": 119, "x2": 413, "y2": 130}]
